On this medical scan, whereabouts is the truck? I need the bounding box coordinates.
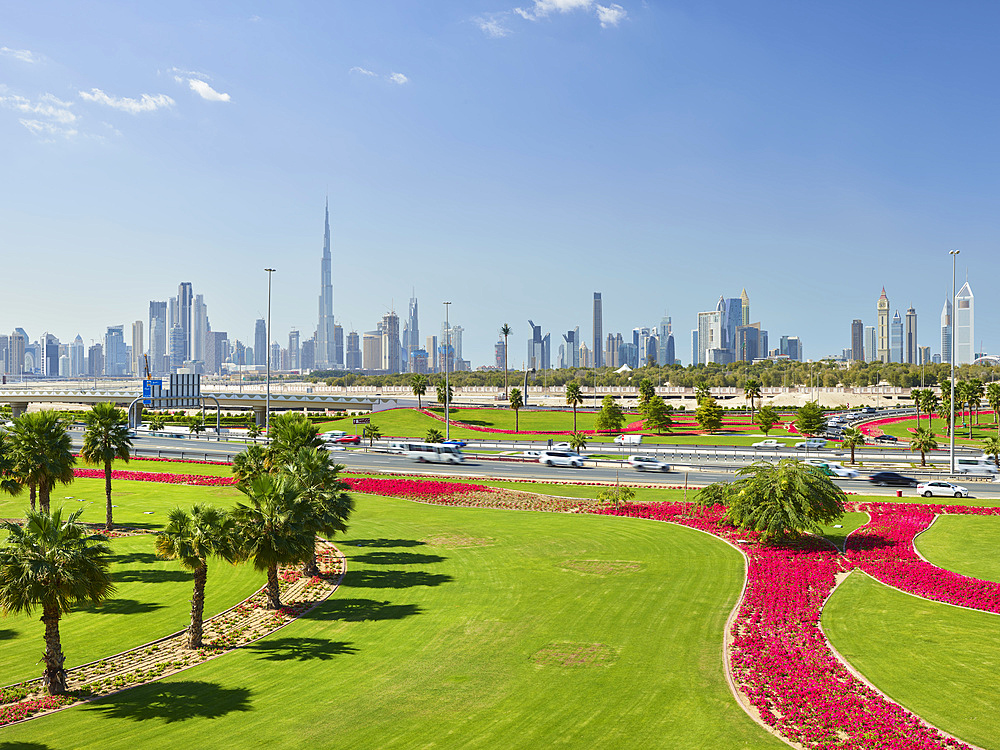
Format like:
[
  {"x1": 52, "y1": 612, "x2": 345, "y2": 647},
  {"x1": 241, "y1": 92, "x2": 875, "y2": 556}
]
[{"x1": 613, "y1": 434, "x2": 642, "y2": 445}]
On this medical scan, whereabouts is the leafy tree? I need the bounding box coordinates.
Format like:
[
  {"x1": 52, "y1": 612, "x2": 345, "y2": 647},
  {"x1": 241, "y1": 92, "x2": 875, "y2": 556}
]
[
  {"x1": 695, "y1": 396, "x2": 724, "y2": 433},
  {"x1": 987, "y1": 383, "x2": 1000, "y2": 435},
  {"x1": 246, "y1": 420, "x2": 263, "y2": 440},
  {"x1": 794, "y1": 401, "x2": 826, "y2": 437},
  {"x1": 755, "y1": 404, "x2": 779, "y2": 435},
  {"x1": 188, "y1": 415, "x2": 206, "y2": 436},
  {"x1": 841, "y1": 427, "x2": 865, "y2": 465},
  {"x1": 598, "y1": 482, "x2": 635, "y2": 510},
  {"x1": 500, "y1": 323, "x2": 511, "y2": 398},
  {"x1": 147, "y1": 414, "x2": 167, "y2": 431},
  {"x1": 232, "y1": 444, "x2": 270, "y2": 488},
  {"x1": 266, "y1": 412, "x2": 322, "y2": 471},
  {"x1": 436, "y1": 382, "x2": 454, "y2": 406},
  {"x1": 231, "y1": 474, "x2": 315, "y2": 609},
  {"x1": 363, "y1": 423, "x2": 382, "y2": 449},
  {"x1": 642, "y1": 395, "x2": 673, "y2": 434},
  {"x1": 8, "y1": 411, "x2": 75, "y2": 514},
  {"x1": 565, "y1": 381, "x2": 583, "y2": 432},
  {"x1": 80, "y1": 402, "x2": 133, "y2": 530},
  {"x1": 983, "y1": 436, "x2": 1000, "y2": 469},
  {"x1": 595, "y1": 394, "x2": 625, "y2": 434},
  {"x1": 509, "y1": 388, "x2": 523, "y2": 432},
  {"x1": 426, "y1": 428, "x2": 444, "y2": 443},
  {"x1": 0, "y1": 508, "x2": 115, "y2": 694},
  {"x1": 694, "y1": 481, "x2": 731, "y2": 509},
  {"x1": 155, "y1": 504, "x2": 237, "y2": 648},
  {"x1": 569, "y1": 432, "x2": 588, "y2": 452},
  {"x1": 909, "y1": 427, "x2": 938, "y2": 467},
  {"x1": 713, "y1": 459, "x2": 846, "y2": 543},
  {"x1": 637, "y1": 378, "x2": 655, "y2": 407},
  {"x1": 410, "y1": 374, "x2": 427, "y2": 410},
  {"x1": 743, "y1": 379, "x2": 762, "y2": 423}
]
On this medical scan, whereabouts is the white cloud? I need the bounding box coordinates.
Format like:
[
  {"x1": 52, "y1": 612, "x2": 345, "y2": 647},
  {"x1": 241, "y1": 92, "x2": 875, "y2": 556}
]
[
  {"x1": 0, "y1": 46, "x2": 38, "y2": 63},
  {"x1": 596, "y1": 3, "x2": 627, "y2": 27},
  {"x1": 0, "y1": 93, "x2": 76, "y2": 124},
  {"x1": 19, "y1": 119, "x2": 77, "y2": 139},
  {"x1": 78, "y1": 88, "x2": 174, "y2": 114},
  {"x1": 249, "y1": 15, "x2": 261, "y2": 22},
  {"x1": 169, "y1": 66, "x2": 210, "y2": 80},
  {"x1": 188, "y1": 78, "x2": 231, "y2": 102},
  {"x1": 350, "y1": 66, "x2": 377, "y2": 77},
  {"x1": 475, "y1": 13, "x2": 511, "y2": 37},
  {"x1": 388, "y1": 72, "x2": 408, "y2": 85}
]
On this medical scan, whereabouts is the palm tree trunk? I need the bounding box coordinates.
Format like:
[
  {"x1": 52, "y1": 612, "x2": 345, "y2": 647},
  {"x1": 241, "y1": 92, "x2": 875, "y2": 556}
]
[
  {"x1": 850, "y1": 445, "x2": 856, "y2": 465},
  {"x1": 29, "y1": 482, "x2": 36, "y2": 512},
  {"x1": 573, "y1": 404, "x2": 577, "y2": 432},
  {"x1": 41, "y1": 605, "x2": 67, "y2": 695},
  {"x1": 503, "y1": 335, "x2": 509, "y2": 398},
  {"x1": 302, "y1": 538, "x2": 320, "y2": 577},
  {"x1": 921, "y1": 450, "x2": 926, "y2": 467},
  {"x1": 105, "y1": 461, "x2": 114, "y2": 530},
  {"x1": 265, "y1": 564, "x2": 281, "y2": 609},
  {"x1": 188, "y1": 563, "x2": 207, "y2": 648},
  {"x1": 39, "y1": 482, "x2": 50, "y2": 514},
  {"x1": 514, "y1": 409, "x2": 519, "y2": 432}
]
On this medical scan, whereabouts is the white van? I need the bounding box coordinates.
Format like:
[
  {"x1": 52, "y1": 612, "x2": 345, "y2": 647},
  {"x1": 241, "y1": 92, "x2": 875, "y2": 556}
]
[
  {"x1": 794, "y1": 438, "x2": 827, "y2": 450},
  {"x1": 955, "y1": 456, "x2": 999, "y2": 475},
  {"x1": 403, "y1": 442, "x2": 465, "y2": 464}
]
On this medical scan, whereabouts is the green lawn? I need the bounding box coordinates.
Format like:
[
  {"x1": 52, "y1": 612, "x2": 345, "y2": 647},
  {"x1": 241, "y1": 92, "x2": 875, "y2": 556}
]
[
  {"x1": 916, "y1": 514, "x2": 1000, "y2": 582},
  {"x1": 2, "y1": 494, "x2": 785, "y2": 749},
  {"x1": 90, "y1": 457, "x2": 235, "y2": 477},
  {"x1": 1, "y1": 534, "x2": 263, "y2": 687},
  {"x1": 877, "y1": 414, "x2": 997, "y2": 447},
  {"x1": 823, "y1": 572, "x2": 1000, "y2": 750}
]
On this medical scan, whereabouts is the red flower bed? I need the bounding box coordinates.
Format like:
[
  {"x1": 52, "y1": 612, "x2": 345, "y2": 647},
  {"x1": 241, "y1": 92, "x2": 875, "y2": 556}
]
[
  {"x1": 72, "y1": 468, "x2": 236, "y2": 486},
  {"x1": 344, "y1": 477, "x2": 492, "y2": 500}
]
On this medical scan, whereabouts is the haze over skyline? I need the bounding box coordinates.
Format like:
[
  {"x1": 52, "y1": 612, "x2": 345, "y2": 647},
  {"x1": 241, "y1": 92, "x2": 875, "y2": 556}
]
[{"x1": 2, "y1": 1, "x2": 998, "y2": 367}]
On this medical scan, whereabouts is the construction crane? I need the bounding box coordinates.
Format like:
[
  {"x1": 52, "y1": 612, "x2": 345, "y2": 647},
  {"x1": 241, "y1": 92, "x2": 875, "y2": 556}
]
[{"x1": 143, "y1": 354, "x2": 152, "y2": 380}]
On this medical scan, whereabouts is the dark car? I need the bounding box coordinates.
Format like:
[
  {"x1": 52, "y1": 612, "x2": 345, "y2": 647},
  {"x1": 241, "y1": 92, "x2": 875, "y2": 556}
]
[
  {"x1": 873, "y1": 434, "x2": 898, "y2": 444},
  {"x1": 869, "y1": 471, "x2": 917, "y2": 487},
  {"x1": 443, "y1": 439, "x2": 467, "y2": 448}
]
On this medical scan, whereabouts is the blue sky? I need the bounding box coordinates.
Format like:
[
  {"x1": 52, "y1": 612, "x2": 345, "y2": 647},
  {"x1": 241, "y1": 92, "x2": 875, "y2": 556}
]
[{"x1": 2, "y1": 1, "x2": 997, "y2": 367}]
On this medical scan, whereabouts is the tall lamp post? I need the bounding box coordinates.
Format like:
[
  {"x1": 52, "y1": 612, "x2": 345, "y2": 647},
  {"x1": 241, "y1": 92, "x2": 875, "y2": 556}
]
[
  {"x1": 949, "y1": 250, "x2": 959, "y2": 473},
  {"x1": 265, "y1": 268, "x2": 276, "y2": 434},
  {"x1": 444, "y1": 301, "x2": 451, "y2": 441}
]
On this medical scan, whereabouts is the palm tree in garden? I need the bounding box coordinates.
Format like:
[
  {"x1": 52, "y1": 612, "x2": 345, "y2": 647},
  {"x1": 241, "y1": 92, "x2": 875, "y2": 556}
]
[
  {"x1": 231, "y1": 474, "x2": 314, "y2": 609},
  {"x1": 743, "y1": 379, "x2": 762, "y2": 423},
  {"x1": 910, "y1": 389, "x2": 927, "y2": 429},
  {"x1": 410, "y1": 374, "x2": 427, "y2": 410},
  {"x1": 957, "y1": 380, "x2": 975, "y2": 438},
  {"x1": 232, "y1": 444, "x2": 269, "y2": 488},
  {"x1": 246, "y1": 420, "x2": 263, "y2": 440},
  {"x1": 155, "y1": 504, "x2": 237, "y2": 649},
  {"x1": 8, "y1": 411, "x2": 75, "y2": 514},
  {"x1": 841, "y1": 427, "x2": 865, "y2": 465},
  {"x1": 569, "y1": 432, "x2": 588, "y2": 452},
  {"x1": 500, "y1": 324, "x2": 511, "y2": 398},
  {"x1": 266, "y1": 412, "x2": 322, "y2": 471},
  {"x1": 970, "y1": 378, "x2": 984, "y2": 426},
  {"x1": 426, "y1": 428, "x2": 444, "y2": 443},
  {"x1": 0, "y1": 431, "x2": 24, "y2": 500},
  {"x1": 0, "y1": 508, "x2": 114, "y2": 694},
  {"x1": 363, "y1": 424, "x2": 382, "y2": 449},
  {"x1": 694, "y1": 383, "x2": 711, "y2": 403},
  {"x1": 188, "y1": 415, "x2": 206, "y2": 437},
  {"x1": 80, "y1": 402, "x2": 133, "y2": 530},
  {"x1": 987, "y1": 382, "x2": 1000, "y2": 435},
  {"x1": 509, "y1": 388, "x2": 523, "y2": 432},
  {"x1": 982, "y1": 436, "x2": 1000, "y2": 470},
  {"x1": 565, "y1": 381, "x2": 583, "y2": 432},
  {"x1": 938, "y1": 391, "x2": 953, "y2": 436},
  {"x1": 909, "y1": 427, "x2": 938, "y2": 467},
  {"x1": 923, "y1": 391, "x2": 940, "y2": 433},
  {"x1": 147, "y1": 414, "x2": 167, "y2": 431}
]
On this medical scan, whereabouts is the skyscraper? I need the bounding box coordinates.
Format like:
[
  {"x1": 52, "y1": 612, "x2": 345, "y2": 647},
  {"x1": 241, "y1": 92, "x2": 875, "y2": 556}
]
[
  {"x1": 864, "y1": 326, "x2": 876, "y2": 363},
  {"x1": 940, "y1": 298, "x2": 952, "y2": 364},
  {"x1": 527, "y1": 320, "x2": 549, "y2": 370},
  {"x1": 904, "y1": 306, "x2": 917, "y2": 364},
  {"x1": 333, "y1": 324, "x2": 344, "y2": 369},
  {"x1": 426, "y1": 335, "x2": 438, "y2": 373},
  {"x1": 890, "y1": 311, "x2": 903, "y2": 363},
  {"x1": 149, "y1": 301, "x2": 167, "y2": 375},
  {"x1": 876, "y1": 287, "x2": 890, "y2": 363},
  {"x1": 658, "y1": 316, "x2": 674, "y2": 366},
  {"x1": 169, "y1": 324, "x2": 185, "y2": 371},
  {"x1": 740, "y1": 288, "x2": 750, "y2": 327},
  {"x1": 592, "y1": 293, "x2": 603, "y2": 368},
  {"x1": 695, "y1": 311, "x2": 722, "y2": 365},
  {"x1": 288, "y1": 329, "x2": 300, "y2": 371},
  {"x1": 381, "y1": 311, "x2": 401, "y2": 373},
  {"x1": 105, "y1": 326, "x2": 127, "y2": 376},
  {"x1": 132, "y1": 321, "x2": 144, "y2": 376},
  {"x1": 562, "y1": 327, "x2": 580, "y2": 369},
  {"x1": 70, "y1": 335, "x2": 85, "y2": 376},
  {"x1": 955, "y1": 281, "x2": 974, "y2": 365},
  {"x1": 362, "y1": 331, "x2": 381, "y2": 371},
  {"x1": 316, "y1": 200, "x2": 336, "y2": 368},
  {"x1": 850, "y1": 319, "x2": 864, "y2": 362},
  {"x1": 177, "y1": 282, "x2": 193, "y2": 361},
  {"x1": 9, "y1": 330, "x2": 25, "y2": 377},
  {"x1": 193, "y1": 294, "x2": 208, "y2": 363},
  {"x1": 406, "y1": 293, "x2": 419, "y2": 371},
  {"x1": 346, "y1": 331, "x2": 362, "y2": 370},
  {"x1": 780, "y1": 336, "x2": 802, "y2": 361},
  {"x1": 254, "y1": 319, "x2": 267, "y2": 366}
]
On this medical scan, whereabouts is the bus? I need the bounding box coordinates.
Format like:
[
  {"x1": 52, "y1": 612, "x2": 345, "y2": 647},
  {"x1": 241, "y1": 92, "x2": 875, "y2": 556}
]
[{"x1": 395, "y1": 442, "x2": 465, "y2": 464}]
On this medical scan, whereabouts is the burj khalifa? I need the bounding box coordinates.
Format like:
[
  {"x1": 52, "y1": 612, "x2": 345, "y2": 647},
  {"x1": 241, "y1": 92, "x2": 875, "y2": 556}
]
[{"x1": 316, "y1": 200, "x2": 336, "y2": 368}]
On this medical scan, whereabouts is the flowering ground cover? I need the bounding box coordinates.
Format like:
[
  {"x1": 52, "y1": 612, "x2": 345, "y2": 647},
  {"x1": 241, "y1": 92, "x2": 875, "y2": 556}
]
[{"x1": 72, "y1": 468, "x2": 236, "y2": 486}]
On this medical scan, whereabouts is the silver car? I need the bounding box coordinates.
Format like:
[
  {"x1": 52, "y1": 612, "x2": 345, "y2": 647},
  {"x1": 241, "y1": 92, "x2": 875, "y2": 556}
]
[
  {"x1": 628, "y1": 455, "x2": 671, "y2": 472},
  {"x1": 916, "y1": 481, "x2": 969, "y2": 498}
]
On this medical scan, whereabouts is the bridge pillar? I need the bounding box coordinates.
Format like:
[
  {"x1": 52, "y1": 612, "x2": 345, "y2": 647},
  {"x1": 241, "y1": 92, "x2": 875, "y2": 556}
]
[
  {"x1": 253, "y1": 405, "x2": 267, "y2": 426},
  {"x1": 10, "y1": 402, "x2": 27, "y2": 419}
]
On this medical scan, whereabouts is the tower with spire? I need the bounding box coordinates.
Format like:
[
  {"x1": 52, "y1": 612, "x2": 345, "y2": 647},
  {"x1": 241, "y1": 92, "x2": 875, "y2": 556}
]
[
  {"x1": 740, "y1": 288, "x2": 750, "y2": 327},
  {"x1": 316, "y1": 199, "x2": 336, "y2": 368},
  {"x1": 876, "y1": 287, "x2": 890, "y2": 363}
]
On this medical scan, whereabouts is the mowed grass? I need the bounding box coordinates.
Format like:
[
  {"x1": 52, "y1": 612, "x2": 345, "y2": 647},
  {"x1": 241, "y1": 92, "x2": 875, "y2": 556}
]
[
  {"x1": 823, "y1": 573, "x2": 1000, "y2": 750},
  {"x1": 3, "y1": 494, "x2": 786, "y2": 749},
  {"x1": 916, "y1": 514, "x2": 1000, "y2": 582},
  {"x1": 83, "y1": 457, "x2": 235, "y2": 477},
  {"x1": 0, "y1": 533, "x2": 263, "y2": 686}
]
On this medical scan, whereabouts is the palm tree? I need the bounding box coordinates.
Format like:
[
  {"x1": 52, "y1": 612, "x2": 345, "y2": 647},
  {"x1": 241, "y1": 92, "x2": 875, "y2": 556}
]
[
  {"x1": 970, "y1": 378, "x2": 985, "y2": 426},
  {"x1": 743, "y1": 379, "x2": 762, "y2": 423},
  {"x1": 363, "y1": 424, "x2": 382, "y2": 449},
  {"x1": 231, "y1": 474, "x2": 314, "y2": 609},
  {"x1": 938, "y1": 391, "x2": 953, "y2": 436},
  {"x1": 80, "y1": 403, "x2": 133, "y2": 530},
  {"x1": 910, "y1": 388, "x2": 927, "y2": 430},
  {"x1": 509, "y1": 388, "x2": 523, "y2": 432},
  {"x1": 266, "y1": 412, "x2": 322, "y2": 471},
  {"x1": 232, "y1": 444, "x2": 269, "y2": 488},
  {"x1": 246, "y1": 421, "x2": 263, "y2": 440},
  {"x1": 188, "y1": 415, "x2": 206, "y2": 437},
  {"x1": 983, "y1": 436, "x2": 1000, "y2": 470},
  {"x1": 694, "y1": 383, "x2": 711, "y2": 404},
  {"x1": 957, "y1": 380, "x2": 976, "y2": 439},
  {"x1": 8, "y1": 411, "x2": 75, "y2": 514},
  {"x1": 426, "y1": 428, "x2": 444, "y2": 443},
  {"x1": 987, "y1": 382, "x2": 1000, "y2": 435},
  {"x1": 909, "y1": 427, "x2": 938, "y2": 467},
  {"x1": 410, "y1": 374, "x2": 428, "y2": 410},
  {"x1": 0, "y1": 431, "x2": 24, "y2": 500},
  {"x1": 147, "y1": 414, "x2": 167, "y2": 431},
  {"x1": 569, "y1": 432, "x2": 588, "y2": 452},
  {"x1": 500, "y1": 324, "x2": 511, "y2": 399},
  {"x1": 155, "y1": 504, "x2": 237, "y2": 648},
  {"x1": 841, "y1": 427, "x2": 865, "y2": 465},
  {"x1": 923, "y1": 391, "x2": 940, "y2": 434},
  {"x1": 565, "y1": 381, "x2": 583, "y2": 432},
  {"x1": 281, "y1": 447, "x2": 354, "y2": 576},
  {"x1": 0, "y1": 508, "x2": 114, "y2": 694}
]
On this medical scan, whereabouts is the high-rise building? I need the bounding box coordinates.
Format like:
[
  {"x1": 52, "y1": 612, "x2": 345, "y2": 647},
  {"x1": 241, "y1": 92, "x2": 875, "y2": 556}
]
[
  {"x1": 177, "y1": 282, "x2": 193, "y2": 361},
  {"x1": 737, "y1": 324, "x2": 761, "y2": 362},
  {"x1": 132, "y1": 321, "x2": 144, "y2": 376},
  {"x1": 362, "y1": 331, "x2": 382, "y2": 371},
  {"x1": 9, "y1": 330, "x2": 25, "y2": 377},
  {"x1": 876, "y1": 287, "x2": 890, "y2": 363},
  {"x1": 718, "y1": 296, "x2": 742, "y2": 354},
  {"x1": 104, "y1": 326, "x2": 127, "y2": 376},
  {"x1": 41, "y1": 333, "x2": 59, "y2": 377},
  {"x1": 346, "y1": 331, "x2": 362, "y2": 370},
  {"x1": 88, "y1": 343, "x2": 103, "y2": 377},
  {"x1": 204, "y1": 331, "x2": 227, "y2": 375},
  {"x1": 740, "y1": 288, "x2": 750, "y2": 327},
  {"x1": 851, "y1": 319, "x2": 864, "y2": 362},
  {"x1": 316, "y1": 200, "x2": 336, "y2": 368},
  {"x1": 495, "y1": 338, "x2": 506, "y2": 370},
  {"x1": 70, "y1": 335, "x2": 85, "y2": 376},
  {"x1": 940, "y1": 298, "x2": 952, "y2": 364},
  {"x1": 605, "y1": 333, "x2": 619, "y2": 368},
  {"x1": 169, "y1": 324, "x2": 185, "y2": 371},
  {"x1": 288, "y1": 329, "x2": 300, "y2": 371},
  {"x1": 579, "y1": 342, "x2": 591, "y2": 368},
  {"x1": 696, "y1": 311, "x2": 722, "y2": 365},
  {"x1": 405, "y1": 293, "x2": 419, "y2": 371},
  {"x1": 527, "y1": 320, "x2": 550, "y2": 370},
  {"x1": 561, "y1": 327, "x2": 580, "y2": 369},
  {"x1": 690, "y1": 330, "x2": 698, "y2": 367},
  {"x1": 300, "y1": 337, "x2": 315, "y2": 371},
  {"x1": 149, "y1": 301, "x2": 167, "y2": 374},
  {"x1": 890, "y1": 311, "x2": 903, "y2": 363},
  {"x1": 254, "y1": 319, "x2": 267, "y2": 366},
  {"x1": 426, "y1": 335, "x2": 438, "y2": 373},
  {"x1": 192, "y1": 294, "x2": 208, "y2": 363},
  {"x1": 905, "y1": 306, "x2": 917, "y2": 364},
  {"x1": 918, "y1": 346, "x2": 931, "y2": 365},
  {"x1": 780, "y1": 336, "x2": 802, "y2": 361},
  {"x1": 381, "y1": 311, "x2": 401, "y2": 373},
  {"x1": 333, "y1": 324, "x2": 344, "y2": 369},
  {"x1": 657, "y1": 317, "x2": 675, "y2": 367},
  {"x1": 955, "y1": 282, "x2": 974, "y2": 365},
  {"x1": 592, "y1": 293, "x2": 603, "y2": 368},
  {"x1": 864, "y1": 326, "x2": 876, "y2": 363}
]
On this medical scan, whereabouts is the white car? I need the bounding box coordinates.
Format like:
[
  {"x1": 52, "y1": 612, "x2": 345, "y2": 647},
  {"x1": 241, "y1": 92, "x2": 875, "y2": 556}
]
[
  {"x1": 752, "y1": 439, "x2": 784, "y2": 449},
  {"x1": 794, "y1": 438, "x2": 827, "y2": 450},
  {"x1": 916, "y1": 481, "x2": 969, "y2": 498},
  {"x1": 538, "y1": 450, "x2": 584, "y2": 468},
  {"x1": 802, "y1": 459, "x2": 859, "y2": 479},
  {"x1": 551, "y1": 442, "x2": 571, "y2": 450},
  {"x1": 521, "y1": 450, "x2": 543, "y2": 458},
  {"x1": 628, "y1": 455, "x2": 671, "y2": 472}
]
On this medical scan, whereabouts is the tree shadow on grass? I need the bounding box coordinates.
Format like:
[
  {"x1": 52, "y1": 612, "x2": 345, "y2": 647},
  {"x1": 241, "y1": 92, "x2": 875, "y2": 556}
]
[
  {"x1": 342, "y1": 538, "x2": 427, "y2": 549},
  {"x1": 84, "y1": 681, "x2": 251, "y2": 723},
  {"x1": 0, "y1": 629, "x2": 17, "y2": 641},
  {"x1": 340, "y1": 570, "x2": 452, "y2": 589},
  {"x1": 78, "y1": 599, "x2": 165, "y2": 615},
  {"x1": 0, "y1": 743, "x2": 53, "y2": 750},
  {"x1": 243, "y1": 637, "x2": 357, "y2": 662},
  {"x1": 114, "y1": 569, "x2": 190, "y2": 584},
  {"x1": 303, "y1": 598, "x2": 422, "y2": 622},
  {"x1": 108, "y1": 551, "x2": 159, "y2": 565},
  {"x1": 350, "y1": 551, "x2": 447, "y2": 566}
]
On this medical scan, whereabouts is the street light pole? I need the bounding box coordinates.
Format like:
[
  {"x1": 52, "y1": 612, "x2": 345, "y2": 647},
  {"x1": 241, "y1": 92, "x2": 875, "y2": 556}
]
[
  {"x1": 949, "y1": 250, "x2": 959, "y2": 474},
  {"x1": 265, "y1": 268, "x2": 276, "y2": 434},
  {"x1": 444, "y1": 301, "x2": 451, "y2": 441}
]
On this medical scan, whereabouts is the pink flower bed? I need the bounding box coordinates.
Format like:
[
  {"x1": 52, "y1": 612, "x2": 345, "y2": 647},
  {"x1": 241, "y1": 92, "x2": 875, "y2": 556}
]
[
  {"x1": 344, "y1": 477, "x2": 492, "y2": 501},
  {"x1": 589, "y1": 501, "x2": 972, "y2": 749},
  {"x1": 72, "y1": 468, "x2": 236, "y2": 486}
]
